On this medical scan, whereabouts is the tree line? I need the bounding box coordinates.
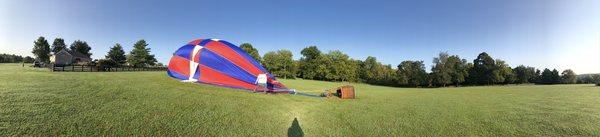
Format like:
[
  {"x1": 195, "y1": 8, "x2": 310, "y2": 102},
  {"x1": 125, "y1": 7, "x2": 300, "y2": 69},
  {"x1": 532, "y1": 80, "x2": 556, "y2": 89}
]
[
  {"x1": 23, "y1": 37, "x2": 599, "y2": 86},
  {"x1": 0, "y1": 54, "x2": 34, "y2": 63},
  {"x1": 578, "y1": 74, "x2": 600, "y2": 86},
  {"x1": 30, "y1": 36, "x2": 159, "y2": 67},
  {"x1": 239, "y1": 43, "x2": 600, "y2": 87}
]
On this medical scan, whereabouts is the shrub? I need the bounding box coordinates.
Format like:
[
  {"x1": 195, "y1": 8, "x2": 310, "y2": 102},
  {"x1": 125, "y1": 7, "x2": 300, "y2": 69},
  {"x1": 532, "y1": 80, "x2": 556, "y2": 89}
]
[{"x1": 96, "y1": 59, "x2": 116, "y2": 71}]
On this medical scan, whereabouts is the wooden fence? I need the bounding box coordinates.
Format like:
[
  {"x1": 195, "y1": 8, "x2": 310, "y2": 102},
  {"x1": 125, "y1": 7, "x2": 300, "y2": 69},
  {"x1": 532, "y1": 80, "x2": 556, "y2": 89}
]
[{"x1": 49, "y1": 64, "x2": 167, "y2": 72}]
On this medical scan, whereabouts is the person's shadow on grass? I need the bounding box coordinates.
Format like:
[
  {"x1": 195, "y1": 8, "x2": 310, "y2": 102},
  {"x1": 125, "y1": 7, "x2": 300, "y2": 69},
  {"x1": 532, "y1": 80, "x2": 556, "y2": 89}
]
[{"x1": 287, "y1": 118, "x2": 304, "y2": 137}]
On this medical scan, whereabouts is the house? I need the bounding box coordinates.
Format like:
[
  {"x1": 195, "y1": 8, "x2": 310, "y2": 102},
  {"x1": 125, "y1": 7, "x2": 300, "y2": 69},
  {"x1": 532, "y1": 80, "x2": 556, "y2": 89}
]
[{"x1": 50, "y1": 49, "x2": 92, "y2": 65}]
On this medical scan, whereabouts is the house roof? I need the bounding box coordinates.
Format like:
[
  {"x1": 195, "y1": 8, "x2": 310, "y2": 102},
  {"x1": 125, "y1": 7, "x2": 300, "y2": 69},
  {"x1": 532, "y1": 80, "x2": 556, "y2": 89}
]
[
  {"x1": 67, "y1": 50, "x2": 91, "y2": 59},
  {"x1": 53, "y1": 49, "x2": 91, "y2": 59}
]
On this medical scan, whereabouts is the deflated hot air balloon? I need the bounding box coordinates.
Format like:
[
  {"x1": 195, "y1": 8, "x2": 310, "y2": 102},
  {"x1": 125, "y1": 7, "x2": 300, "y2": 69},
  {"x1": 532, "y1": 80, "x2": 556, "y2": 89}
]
[{"x1": 167, "y1": 38, "x2": 290, "y2": 93}]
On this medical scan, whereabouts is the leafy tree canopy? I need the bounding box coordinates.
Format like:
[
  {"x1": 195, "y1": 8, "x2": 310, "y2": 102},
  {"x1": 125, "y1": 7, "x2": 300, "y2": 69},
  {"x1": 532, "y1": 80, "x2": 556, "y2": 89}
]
[
  {"x1": 32, "y1": 36, "x2": 51, "y2": 62},
  {"x1": 52, "y1": 38, "x2": 67, "y2": 53},
  {"x1": 239, "y1": 43, "x2": 261, "y2": 63},
  {"x1": 69, "y1": 40, "x2": 92, "y2": 57}
]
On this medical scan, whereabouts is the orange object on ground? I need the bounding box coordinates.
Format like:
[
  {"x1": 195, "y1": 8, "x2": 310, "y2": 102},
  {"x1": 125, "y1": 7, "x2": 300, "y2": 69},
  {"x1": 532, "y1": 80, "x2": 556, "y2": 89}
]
[{"x1": 336, "y1": 85, "x2": 355, "y2": 99}]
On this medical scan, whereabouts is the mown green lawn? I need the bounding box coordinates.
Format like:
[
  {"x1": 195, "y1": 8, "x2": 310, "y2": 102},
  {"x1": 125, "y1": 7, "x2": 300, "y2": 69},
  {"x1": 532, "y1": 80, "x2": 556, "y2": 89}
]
[{"x1": 1, "y1": 63, "x2": 599, "y2": 136}]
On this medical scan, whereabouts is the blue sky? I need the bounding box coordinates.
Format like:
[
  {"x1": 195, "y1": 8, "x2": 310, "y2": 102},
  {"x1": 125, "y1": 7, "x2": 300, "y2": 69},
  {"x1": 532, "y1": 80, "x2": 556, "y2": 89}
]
[{"x1": 1, "y1": 0, "x2": 598, "y2": 73}]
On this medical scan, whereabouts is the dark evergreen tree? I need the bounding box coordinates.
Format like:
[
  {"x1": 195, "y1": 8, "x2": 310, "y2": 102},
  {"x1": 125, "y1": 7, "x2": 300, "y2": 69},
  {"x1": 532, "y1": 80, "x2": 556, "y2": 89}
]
[
  {"x1": 126, "y1": 40, "x2": 157, "y2": 67},
  {"x1": 533, "y1": 69, "x2": 542, "y2": 83},
  {"x1": 551, "y1": 69, "x2": 561, "y2": 84},
  {"x1": 105, "y1": 43, "x2": 127, "y2": 65},
  {"x1": 540, "y1": 68, "x2": 554, "y2": 84}
]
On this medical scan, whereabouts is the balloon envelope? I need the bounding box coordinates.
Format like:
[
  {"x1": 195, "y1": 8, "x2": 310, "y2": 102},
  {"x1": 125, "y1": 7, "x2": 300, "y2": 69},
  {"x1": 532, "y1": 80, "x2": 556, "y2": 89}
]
[{"x1": 167, "y1": 38, "x2": 288, "y2": 92}]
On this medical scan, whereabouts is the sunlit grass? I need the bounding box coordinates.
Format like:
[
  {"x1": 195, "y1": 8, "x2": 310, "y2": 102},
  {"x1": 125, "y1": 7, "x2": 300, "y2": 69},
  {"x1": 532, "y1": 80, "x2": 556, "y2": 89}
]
[{"x1": 1, "y1": 63, "x2": 599, "y2": 136}]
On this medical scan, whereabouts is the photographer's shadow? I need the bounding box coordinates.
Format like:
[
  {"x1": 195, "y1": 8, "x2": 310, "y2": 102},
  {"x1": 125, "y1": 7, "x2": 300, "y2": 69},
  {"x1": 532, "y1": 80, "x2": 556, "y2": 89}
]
[{"x1": 287, "y1": 118, "x2": 304, "y2": 137}]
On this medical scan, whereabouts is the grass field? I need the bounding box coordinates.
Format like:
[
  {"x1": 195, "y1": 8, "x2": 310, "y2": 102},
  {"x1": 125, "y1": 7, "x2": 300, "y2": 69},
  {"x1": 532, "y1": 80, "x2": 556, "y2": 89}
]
[{"x1": 1, "y1": 63, "x2": 599, "y2": 136}]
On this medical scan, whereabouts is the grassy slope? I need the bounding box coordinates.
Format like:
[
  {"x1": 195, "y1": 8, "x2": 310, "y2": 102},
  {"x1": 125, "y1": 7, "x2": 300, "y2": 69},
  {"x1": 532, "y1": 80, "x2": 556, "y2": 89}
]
[{"x1": 1, "y1": 63, "x2": 599, "y2": 136}]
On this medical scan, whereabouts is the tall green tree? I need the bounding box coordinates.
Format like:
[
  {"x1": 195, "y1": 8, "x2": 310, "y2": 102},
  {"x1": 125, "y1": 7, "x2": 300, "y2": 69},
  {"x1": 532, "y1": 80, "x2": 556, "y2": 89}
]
[
  {"x1": 299, "y1": 46, "x2": 324, "y2": 79},
  {"x1": 551, "y1": 69, "x2": 561, "y2": 84},
  {"x1": 69, "y1": 40, "x2": 92, "y2": 57},
  {"x1": 496, "y1": 59, "x2": 515, "y2": 84},
  {"x1": 263, "y1": 50, "x2": 297, "y2": 79},
  {"x1": 377, "y1": 63, "x2": 398, "y2": 86},
  {"x1": 51, "y1": 38, "x2": 67, "y2": 53},
  {"x1": 514, "y1": 65, "x2": 534, "y2": 84},
  {"x1": 126, "y1": 40, "x2": 157, "y2": 67},
  {"x1": 431, "y1": 52, "x2": 452, "y2": 87},
  {"x1": 239, "y1": 43, "x2": 262, "y2": 63},
  {"x1": 560, "y1": 69, "x2": 576, "y2": 84},
  {"x1": 359, "y1": 57, "x2": 397, "y2": 85},
  {"x1": 323, "y1": 50, "x2": 359, "y2": 82},
  {"x1": 533, "y1": 69, "x2": 542, "y2": 83},
  {"x1": 105, "y1": 43, "x2": 127, "y2": 64},
  {"x1": 468, "y1": 52, "x2": 498, "y2": 85},
  {"x1": 540, "y1": 68, "x2": 551, "y2": 84},
  {"x1": 381, "y1": 64, "x2": 398, "y2": 86},
  {"x1": 32, "y1": 36, "x2": 51, "y2": 62},
  {"x1": 397, "y1": 60, "x2": 428, "y2": 87},
  {"x1": 540, "y1": 68, "x2": 557, "y2": 84},
  {"x1": 447, "y1": 55, "x2": 469, "y2": 86},
  {"x1": 361, "y1": 56, "x2": 382, "y2": 83}
]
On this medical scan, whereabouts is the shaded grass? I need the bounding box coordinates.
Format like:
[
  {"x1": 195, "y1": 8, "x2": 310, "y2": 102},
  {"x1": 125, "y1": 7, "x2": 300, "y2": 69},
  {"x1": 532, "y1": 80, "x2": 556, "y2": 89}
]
[{"x1": 1, "y1": 63, "x2": 599, "y2": 136}]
